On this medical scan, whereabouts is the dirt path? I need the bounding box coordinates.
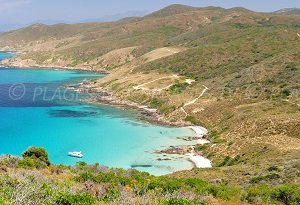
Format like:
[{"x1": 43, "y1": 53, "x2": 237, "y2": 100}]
[
  {"x1": 180, "y1": 85, "x2": 209, "y2": 118},
  {"x1": 184, "y1": 85, "x2": 209, "y2": 107},
  {"x1": 181, "y1": 107, "x2": 188, "y2": 118},
  {"x1": 133, "y1": 74, "x2": 179, "y2": 91}
]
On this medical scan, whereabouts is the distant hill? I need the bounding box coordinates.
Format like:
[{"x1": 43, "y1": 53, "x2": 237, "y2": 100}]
[
  {"x1": 274, "y1": 8, "x2": 300, "y2": 15},
  {"x1": 146, "y1": 4, "x2": 199, "y2": 17}
]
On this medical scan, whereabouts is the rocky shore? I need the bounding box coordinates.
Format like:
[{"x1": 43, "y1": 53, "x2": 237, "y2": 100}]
[
  {"x1": 66, "y1": 80, "x2": 212, "y2": 169},
  {"x1": 66, "y1": 80, "x2": 193, "y2": 127}
]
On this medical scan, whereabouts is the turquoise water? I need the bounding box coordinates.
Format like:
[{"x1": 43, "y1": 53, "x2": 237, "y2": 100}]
[
  {"x1": 0, "y1": 52, "x2": 197, "y2": 175},
  {"x1": 0, "y1": 51, "x2": 15, "y2": 60}
]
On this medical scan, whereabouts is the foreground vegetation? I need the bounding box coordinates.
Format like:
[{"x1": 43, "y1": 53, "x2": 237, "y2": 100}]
[{"x1": 0, "y1": 147, "x2": 299, "y2": 204}]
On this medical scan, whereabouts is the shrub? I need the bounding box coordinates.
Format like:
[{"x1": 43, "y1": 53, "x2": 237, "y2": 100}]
[
  {"x1": 102, "y1": 188, "x2": 121, "y2": 202},
  {"x1": 207, "y1": 131, "x2": 226, "y2": 144},
  {"x1": 159, "y1": 198, "x2": 194, "y2": 205},
  {"x1": 195, "y1": 144, "x2": 208, "y2": 152},
  {"x1": 250, "y1": 173, "x2": 280, "y2": 183},
  {"x1": 286, "y1": 62, "x2": 296, "y2": 71},
  {"x1": 55, "y1": 192, "x2": 95, "y2": 205},
  {"x1": 268, "y1": 165, "x2": 280, "y2": 172},
  {"x1": 168, "y1": 82, "x2": 189, "y2": 94},
  {"x1": 185, "y1": 115, "x2": 199, "y2": 124},
  {"x1": 208, "y1": 183, "x2": 241, "y2": 201},
  {"x1": 281, "y1": 89, "x2": 291, "y2": 97},
  {"x1": 18, "y1": 157, "x2": 42, "y2": 169},
  {"x1": 244, "y1": 185, "x2": 272, "y2": 203},
  {"x1": 150, "y1": 98, "x2": 165, "y2": 109},
  {"x1": 217, "y1": 155, "x2": 242, "y2": 167},
  {"x1": 76, "y1": 161, "x2": 87, "y2": 169},
  {"x1": 75, "y1": 172, "x2": 95, "y2": 182},
  {"x1": 271, "y1": 185, "x2": 300, "y2": 205},
  {"x1": 21, "y1": 146, "x2": 50, "y2": 167}
]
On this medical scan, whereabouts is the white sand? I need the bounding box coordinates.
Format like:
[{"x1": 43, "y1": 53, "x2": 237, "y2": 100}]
[
  {"x1": 187, "y1": 126, "x2": 212, "y2": 168},
  {"x1": 189, "y1": 126, "x2": 210, "y2": 144},
  {"x1": 189, "y1": 126, "x2": 208, "y2": 137},
  {"x1": 186, "y1": 153, "x2": 212, "y2": 168}
]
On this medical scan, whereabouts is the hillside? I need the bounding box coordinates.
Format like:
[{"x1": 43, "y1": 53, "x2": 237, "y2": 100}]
[
  {"x1": 0, "y1": 3, "x2": 299, "y2": 200},
  {"x1": 274, "y1": 8, "x2": 300, "y2": 15},
  {"x1": 1, "y1": 5, "x2": 299, "y2": 70}
]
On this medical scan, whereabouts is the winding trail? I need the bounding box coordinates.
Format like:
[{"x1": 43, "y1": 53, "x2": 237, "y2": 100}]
[
  {"x1": 184, "y1": 85, "x2": 209, "y2": 107},
  {"x1": 181, "y1": 107, "x2": 188, "y2": 118},
  {"x1": 180, "y1": 85, "x2": 209, "y2": 118}
]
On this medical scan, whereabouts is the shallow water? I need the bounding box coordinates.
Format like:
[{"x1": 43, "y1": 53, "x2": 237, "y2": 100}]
[{"x1": 0, "y1": 52, "x2": 199, "y2": 175}]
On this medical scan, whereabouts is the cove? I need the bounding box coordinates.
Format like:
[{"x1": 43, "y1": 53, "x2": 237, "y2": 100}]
[{"x1": 0, "y1": 52, "x2": 206, "y2": 175}]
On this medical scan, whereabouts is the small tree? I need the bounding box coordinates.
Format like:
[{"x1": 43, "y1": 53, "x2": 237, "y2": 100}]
[{"x1": 22, "y1": 146, "x2": 51, "y2": 166}]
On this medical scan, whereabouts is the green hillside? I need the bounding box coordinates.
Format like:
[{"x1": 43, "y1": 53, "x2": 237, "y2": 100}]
[
  {"x1": 0, "y1": 4, "x2": 299, "y2": 204},
  {"x1": 1, "y1": 5, "x2": 298, "y2": 70}
]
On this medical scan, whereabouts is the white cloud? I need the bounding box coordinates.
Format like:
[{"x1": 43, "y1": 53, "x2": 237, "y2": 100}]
[{"x1": 0, "y1": 0, "x2": 32, "y2": 12}]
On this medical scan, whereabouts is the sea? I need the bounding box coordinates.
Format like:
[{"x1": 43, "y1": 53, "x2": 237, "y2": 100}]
[{"x1": 0, "y1": 51, "x2": 203, "y2": 175}]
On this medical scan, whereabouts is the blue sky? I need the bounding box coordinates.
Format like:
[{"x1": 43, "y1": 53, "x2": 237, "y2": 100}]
[{"x1": 1, "y1": 0, "x2": 300, "y2": 24}]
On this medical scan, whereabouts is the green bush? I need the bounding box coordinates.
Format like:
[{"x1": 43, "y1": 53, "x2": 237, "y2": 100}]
[
  {"x1": 268, "y1": 165, "x2": 280, "y2": 172},
  {"x1": 148, "y1": 177, "x2": 183, "y2": 193},
  {"x1": 55, "y1": 192, "x2": 95, "y2": 205},
  {"x1": 20, "y1": 146, "x2": 51, "y2": 167},
  {"x1": 245, "y1": 185, "x2": 300, "y2": 204},
  {"x1": 185, "y1": 115, "x2": 200, "y2": 124},
  {"x1": 168, "y1": 82, "x2": 189, "y2": 94},
  {"x1": 102, "y1": 188, "x2": 121, "y2": 202},
  {"x1": 281, "y1": 89, "x2": 291, "y2": 97},
  {"x1": 18, "y1": 157, "x2": 42, "y2": 169},
  {"x1": 208, "y1": 183, "x2": 241, "y2": 201},
  {"x1": 150, "y1": 98, "x2": 165, "y2": 109},
  {"x1": 271, "y1": 185, "x2": 300, "y2": 205},
  {"x1": 244, "y1": 185, "x2": 272, "y2": 203},
  {"x1": 195, "y1": 144, "x2": 208, "y2": 152},
  {"x1": 159, "y1": 198, "x2": 194, "y2": 205},
  {"x1": 207, "y1": 131, "x2": 226, "y2": 144},
  {"x1": 250, "y1": 173, "x2": 280, "y2": 183}
]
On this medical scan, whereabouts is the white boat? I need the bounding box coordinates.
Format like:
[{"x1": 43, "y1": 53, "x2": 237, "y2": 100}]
[{"x1": 68, "y1": 151, "x2": 84, "y2": 158}]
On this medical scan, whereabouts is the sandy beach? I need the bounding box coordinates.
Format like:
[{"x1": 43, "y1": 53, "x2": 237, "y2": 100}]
[
  {"x1": 187, "y1": 126, "x2": 212, "y2": 168},
  {"x1": 186, "y1": 153, "x2": 212, "y2": 168},
  {"x1": 189, "y1": 126, "x2": 210, "y2": 144}
]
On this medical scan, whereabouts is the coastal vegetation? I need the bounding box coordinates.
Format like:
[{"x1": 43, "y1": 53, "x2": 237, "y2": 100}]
[{"x1": 0, "y1": 147, "x2": 299, "y2": 204}]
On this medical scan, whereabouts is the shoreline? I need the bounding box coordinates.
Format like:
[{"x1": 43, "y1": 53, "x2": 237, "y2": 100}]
[
  {"x1": 71, "y1": 79, "x2": 213, "y2": 170},
  {"x1": 0, "y1": 64, "x2": 109, "y2": 74},
  {"x1": 0, "y1": 51, "x2": 109, "y2": 74},
  {"x1": 1, "y1": 54, "x2": 212, "y2": 171}
]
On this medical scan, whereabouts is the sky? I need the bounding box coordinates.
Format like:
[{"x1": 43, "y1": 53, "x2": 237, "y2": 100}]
[{"x1": 1, "y1": 0, "x2": 300, "y2": 25}]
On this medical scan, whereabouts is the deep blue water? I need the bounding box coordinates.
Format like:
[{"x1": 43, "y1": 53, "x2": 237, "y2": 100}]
[{"x1": 0, "y1": 52, "x2": 197, "y2": 175}]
